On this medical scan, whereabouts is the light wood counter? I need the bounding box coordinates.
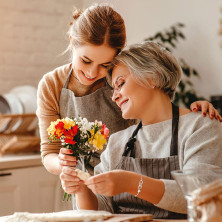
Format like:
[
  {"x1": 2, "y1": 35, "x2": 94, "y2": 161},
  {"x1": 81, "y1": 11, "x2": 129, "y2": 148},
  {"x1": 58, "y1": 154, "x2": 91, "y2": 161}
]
[{"x1": 0, "y1": 153, "x2": 42, "y2": 170}]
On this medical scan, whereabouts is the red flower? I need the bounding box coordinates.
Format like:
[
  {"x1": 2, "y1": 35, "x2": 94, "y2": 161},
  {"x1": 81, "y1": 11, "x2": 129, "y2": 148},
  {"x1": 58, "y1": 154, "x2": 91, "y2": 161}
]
[
  {"x1": 65, "y1": 138, "x2": 76, "y2": 145},
  {"x1": 54, "y1": 121, "x2": 65, "y2": 138},
  {"x1": 101, "y1": 124, "x2": 109, "y2": 139},
  {"x1": 55, "y1": 121, "x2": 65, "y2": 129},
  {"x1": 64, "y1": 125, "x2": 78, "y2": 138},
  {"x1": 71, "y1": 125, "x2": 79, "y2": 135}
]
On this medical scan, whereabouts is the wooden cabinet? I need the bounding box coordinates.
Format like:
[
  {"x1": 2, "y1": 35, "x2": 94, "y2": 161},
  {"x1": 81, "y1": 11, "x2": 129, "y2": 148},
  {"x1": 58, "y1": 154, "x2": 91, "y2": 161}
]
[{"x1": 0, "y1": 166, "x2": 59, "y2": 216}]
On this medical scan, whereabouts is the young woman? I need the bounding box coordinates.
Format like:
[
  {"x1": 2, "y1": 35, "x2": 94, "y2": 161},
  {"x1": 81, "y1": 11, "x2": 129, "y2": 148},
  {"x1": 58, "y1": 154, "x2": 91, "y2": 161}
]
[
  {"x1": 60, "y1": 41, "x2": 222, "y2": 219},
  {"x1": 37, "y1": 4, "x2": 220, "y2": 177},
  {"x1": 37, "y1": 4, "x2": 134, "y2": 176}
]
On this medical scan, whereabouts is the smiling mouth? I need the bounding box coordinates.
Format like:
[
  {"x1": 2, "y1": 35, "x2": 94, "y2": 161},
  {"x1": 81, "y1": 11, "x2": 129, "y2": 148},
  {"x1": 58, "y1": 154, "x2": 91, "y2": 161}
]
[
  {"x1": 119, "y1": 100, "x2": 128, "y2": 110},
  {"x1": 82, "y1": 71, "x2": 96, "y2": 80}
]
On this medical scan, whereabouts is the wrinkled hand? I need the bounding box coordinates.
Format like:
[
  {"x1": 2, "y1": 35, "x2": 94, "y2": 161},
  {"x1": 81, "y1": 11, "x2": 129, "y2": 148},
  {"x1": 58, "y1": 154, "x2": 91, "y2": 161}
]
[
  {"x1": 85, "y1": 170, "x2": 128, "y2": 196},
  {"x1": 190, "y1": 101, "x2": 222, "y2": 122},
  {"x1": 60, "y1": 166, "x2": 85, "y2": 194},
  {"x1": 58, "y1": 148, "x2": 77, "y2": 170}
]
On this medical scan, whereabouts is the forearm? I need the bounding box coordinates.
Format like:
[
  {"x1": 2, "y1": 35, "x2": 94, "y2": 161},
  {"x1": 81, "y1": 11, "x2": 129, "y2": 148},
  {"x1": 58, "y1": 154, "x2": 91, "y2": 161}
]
[
  {"x1": 43, "y1": 153, "x2": 61, "y2": 175},
  {"x1": 126, "y1": 171, "x2": 165, "y2": 204},
  {"x1": 76, "y1": 186, "x2": 98, "y2": 210}
]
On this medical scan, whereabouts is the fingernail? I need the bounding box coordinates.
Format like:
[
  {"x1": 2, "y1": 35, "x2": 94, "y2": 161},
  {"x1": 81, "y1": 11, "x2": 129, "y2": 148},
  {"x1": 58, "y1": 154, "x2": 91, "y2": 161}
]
[
  {"x1": 203, "y1": 112, "x2": 206, "y2": 116},
  {"x1": 193, "y1": 108, "x2": 197, "y2": 111},
  {"x1": 210, "y1": 115, "x2": 214, "y2": 118}
]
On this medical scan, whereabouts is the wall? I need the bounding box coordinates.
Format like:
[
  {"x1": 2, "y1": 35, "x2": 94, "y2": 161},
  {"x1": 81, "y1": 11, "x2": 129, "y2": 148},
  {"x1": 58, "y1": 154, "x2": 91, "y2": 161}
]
[
  {"x1": 0, "y1": 0, "x2": 221, "y2": 100},
  {"x1": 0, "y1": 0, "x2": 82, "y2": 93},
  {"x1": 83, "y1": 0, "x2": 222, "y2": 100}
]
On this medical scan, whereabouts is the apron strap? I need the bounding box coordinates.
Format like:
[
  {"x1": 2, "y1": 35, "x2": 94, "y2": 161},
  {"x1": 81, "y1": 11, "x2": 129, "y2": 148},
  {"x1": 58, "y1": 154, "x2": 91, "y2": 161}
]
[
  {"x1": 123, "y1": 103, "x2": 179, "y2": 157},
  {"x1": 170, "y1": 103, "x2": 179, "y2": 156},
  {"x1": 63, "y1": 67, "x2": 73, "y2": 89},
  {"x1": 123, "y1": 121, "x2": 142, "y2": 157}
]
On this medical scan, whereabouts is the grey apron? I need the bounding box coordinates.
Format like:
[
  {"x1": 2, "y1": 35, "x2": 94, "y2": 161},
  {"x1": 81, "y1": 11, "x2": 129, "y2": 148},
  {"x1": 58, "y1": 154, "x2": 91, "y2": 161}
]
[
  {"x1": 112, "y1": 103, "x2": 187, "y2": 219},
  {"x1": 59, "y1": 67, "x2": 134, "y2": 172}
]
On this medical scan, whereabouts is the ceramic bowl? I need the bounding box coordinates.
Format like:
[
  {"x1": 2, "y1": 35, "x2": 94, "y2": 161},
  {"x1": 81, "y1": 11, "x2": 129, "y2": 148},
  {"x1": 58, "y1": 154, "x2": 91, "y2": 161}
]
[
  {"x1": 0, "y1": 93, "x2": 24, "y2": 132},
  {"x1": 9, "y1": 85, "x2": 37, "y2": 114},
  {"x1": 0, "y1": 95, "x2": 11, "y2": 115}
]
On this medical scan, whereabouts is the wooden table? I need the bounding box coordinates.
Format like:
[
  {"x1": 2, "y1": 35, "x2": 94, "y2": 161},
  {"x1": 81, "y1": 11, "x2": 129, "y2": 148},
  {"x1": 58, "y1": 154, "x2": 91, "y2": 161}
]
[
  {"x1": 0, "y1": 213, "x2": 187, "y2": 222},
  {"x1": 154, "y1": 220, "x2": 187, "y2": 222},
  {"x1": 105, "y1": 214, "x2": 186, "y2": 222}
]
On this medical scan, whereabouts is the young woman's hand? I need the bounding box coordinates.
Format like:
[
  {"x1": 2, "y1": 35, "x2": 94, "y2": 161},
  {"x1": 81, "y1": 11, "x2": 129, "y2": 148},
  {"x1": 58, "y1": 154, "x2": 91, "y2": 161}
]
[
  {"x1": 190, "y1": 101, "x2": 222, "y2": 121},
  {"x1": 60, "y1": 166, "x2": 86, "y2": 194},
  {"x1": 85, "y1": 170, "x2": 128, "y2": 196},
  {"x1": 58, "y1": 148, "x2": 77, "y2": 170}
]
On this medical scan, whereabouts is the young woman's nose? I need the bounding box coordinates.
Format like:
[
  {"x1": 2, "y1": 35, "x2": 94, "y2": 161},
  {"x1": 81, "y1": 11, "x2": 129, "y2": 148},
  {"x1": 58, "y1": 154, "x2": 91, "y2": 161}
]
[{"x1": 87, "y1": 66, "x2": 98, "y2": 78}]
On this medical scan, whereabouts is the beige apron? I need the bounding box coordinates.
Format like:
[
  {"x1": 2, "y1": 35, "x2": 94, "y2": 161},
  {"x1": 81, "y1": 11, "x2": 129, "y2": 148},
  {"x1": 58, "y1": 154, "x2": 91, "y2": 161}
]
[
  {"x1": 59, "y1": 67, "x2": 135, "y2": 171},
  {"x1": 57, "y1": 67, "x2": 135, "y2": 210},
  {"x1": 59, "y1": 67, "x2": 134, "y2": 135}
]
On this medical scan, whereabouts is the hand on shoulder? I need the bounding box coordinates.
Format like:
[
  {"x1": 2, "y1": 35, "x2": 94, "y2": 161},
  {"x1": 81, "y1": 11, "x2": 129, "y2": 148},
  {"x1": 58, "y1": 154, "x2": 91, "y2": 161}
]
[{"x1": 190, "y1": 101, "x2": 222, "y2": 122}]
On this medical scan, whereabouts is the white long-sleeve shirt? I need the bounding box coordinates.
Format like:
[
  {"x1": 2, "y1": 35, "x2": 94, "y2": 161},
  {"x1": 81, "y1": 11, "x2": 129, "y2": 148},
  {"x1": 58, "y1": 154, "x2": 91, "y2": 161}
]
[{"x1": 94, "y1": 112, "x2": 222, "y2": 214}]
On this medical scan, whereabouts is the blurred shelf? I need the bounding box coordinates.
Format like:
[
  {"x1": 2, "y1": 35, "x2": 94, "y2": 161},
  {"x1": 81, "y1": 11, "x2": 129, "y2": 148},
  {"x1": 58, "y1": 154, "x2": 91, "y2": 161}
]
[{"x1": 0, "y1": 153, "x2": 41, "y2": 170}]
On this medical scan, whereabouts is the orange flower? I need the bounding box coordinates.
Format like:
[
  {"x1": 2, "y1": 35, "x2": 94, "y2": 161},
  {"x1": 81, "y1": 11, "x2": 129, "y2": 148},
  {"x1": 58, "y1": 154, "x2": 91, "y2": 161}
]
[{"x1": 54, "y1": 121, "x2": 65, "y2": 138}]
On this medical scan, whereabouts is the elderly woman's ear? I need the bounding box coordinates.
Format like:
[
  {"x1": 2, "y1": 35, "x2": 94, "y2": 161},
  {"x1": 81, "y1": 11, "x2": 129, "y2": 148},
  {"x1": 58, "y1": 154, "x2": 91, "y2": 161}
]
[{"x1": 148, "y1": 79, "x2": 155, "y2": 89}]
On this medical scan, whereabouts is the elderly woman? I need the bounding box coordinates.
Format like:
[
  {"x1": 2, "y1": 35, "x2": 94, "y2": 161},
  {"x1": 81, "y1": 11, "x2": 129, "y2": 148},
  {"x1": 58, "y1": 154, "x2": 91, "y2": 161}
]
[{"x1": 60, "y1": 41, "x2": 222, "y2": 219}]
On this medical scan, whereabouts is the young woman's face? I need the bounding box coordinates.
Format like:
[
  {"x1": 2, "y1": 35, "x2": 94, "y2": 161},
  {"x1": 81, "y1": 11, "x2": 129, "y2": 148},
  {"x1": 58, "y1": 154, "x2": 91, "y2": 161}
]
[
  {"x1": 71, "y1": 43, "x2": 117, "y2": 85},
  {"x1": 111, "y1": 63, "x2": 155, "y2": 120}
]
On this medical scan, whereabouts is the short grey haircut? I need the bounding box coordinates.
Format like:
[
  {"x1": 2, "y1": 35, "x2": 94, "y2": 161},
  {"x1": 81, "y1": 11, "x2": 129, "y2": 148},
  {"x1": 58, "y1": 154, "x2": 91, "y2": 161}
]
[{"x1": 110, "y1": 41, "x2": 182, "y2": 100}]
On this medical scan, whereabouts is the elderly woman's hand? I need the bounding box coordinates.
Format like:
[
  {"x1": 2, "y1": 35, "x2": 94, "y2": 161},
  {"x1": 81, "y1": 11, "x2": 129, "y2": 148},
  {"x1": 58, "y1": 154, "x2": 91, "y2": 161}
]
[
  {"x1": 85, "y1": 170, "x2": 129, "y2": 196},
  {"x1": 60, "y1": 166, "x2": 85, "y2": 194},
  {"x1": 190, "y1": 101, "x2": 222, "y2": 121}
]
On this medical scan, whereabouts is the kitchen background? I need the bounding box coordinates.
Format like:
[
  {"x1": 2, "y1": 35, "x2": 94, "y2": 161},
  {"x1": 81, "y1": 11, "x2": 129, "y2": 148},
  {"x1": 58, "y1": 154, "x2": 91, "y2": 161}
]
[{"x1": 0, "y1": 0, "x2": 222, "y2": 102}]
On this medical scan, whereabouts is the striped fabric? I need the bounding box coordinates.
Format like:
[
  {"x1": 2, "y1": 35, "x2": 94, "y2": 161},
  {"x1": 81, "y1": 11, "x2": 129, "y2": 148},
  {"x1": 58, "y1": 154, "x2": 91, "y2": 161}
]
[{"x1": 112, "y1": 104, "x2": 187, "y2": 219}]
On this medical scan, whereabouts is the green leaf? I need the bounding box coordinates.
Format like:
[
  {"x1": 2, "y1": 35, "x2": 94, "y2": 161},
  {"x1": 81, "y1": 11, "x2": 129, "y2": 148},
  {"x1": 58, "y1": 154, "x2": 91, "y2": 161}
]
[
  {"x1": 179, "y1": 81, "x2": 185, "y2": 92},
  {"x1": 186, "y1": 80, "x2": 193, "y2": 86},
  {"x1": 177, "y1": 23, "x2": 185, "y2": 27},
  {"x1": 193, "y1": 69, "x2": 199, "y2": 77},
  {"x1": 154, "y1": 32, "x2": 162, "y2": 39},
  {"x1": 178, "y1": 32, "x2": 185, "y2": 39},
  {"x1": 182, "y1": 67, "x2": 190, "y2": 77},
  {"x1": 63, "y1": 192, "x2": 67, "y2": 202}
]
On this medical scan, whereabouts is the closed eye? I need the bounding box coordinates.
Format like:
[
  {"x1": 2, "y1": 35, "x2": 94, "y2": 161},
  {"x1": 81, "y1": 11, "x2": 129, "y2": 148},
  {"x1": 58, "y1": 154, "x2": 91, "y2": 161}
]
[
  {"x1": 82, "y1": 59, "x2": 91, "y2": 64},
  {"x1": 117, "y1": 81, "x2": 125, "y2": 89},
  {"x1": 101, "y1": 64, "x2": 109, "y2": 68}
]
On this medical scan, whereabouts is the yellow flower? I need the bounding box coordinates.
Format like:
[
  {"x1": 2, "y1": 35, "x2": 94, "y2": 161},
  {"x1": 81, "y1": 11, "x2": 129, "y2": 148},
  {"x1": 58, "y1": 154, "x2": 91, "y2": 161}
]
[
  {"x1": 63, "y1": 118, "x2": 76, "y2": 130},
  {"x1": 89, "y1": 132, "x2": 107, "y2": 150},
  {"x1": 47, "y1": 119, "x2": 61, "y2": 136},
  {"x1": 47, "y1": 118, "x2": 76, "y2": 137}
]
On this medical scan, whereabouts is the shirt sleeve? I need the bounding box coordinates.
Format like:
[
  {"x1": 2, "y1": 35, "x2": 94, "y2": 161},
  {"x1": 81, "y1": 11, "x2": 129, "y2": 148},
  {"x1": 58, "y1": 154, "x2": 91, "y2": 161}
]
[
  {"x1": 36, "y1": 71, "x2": 63, "y2": 162},
  {"x1": 156, "y1": 117, "x2": 222, "y2": 214}
]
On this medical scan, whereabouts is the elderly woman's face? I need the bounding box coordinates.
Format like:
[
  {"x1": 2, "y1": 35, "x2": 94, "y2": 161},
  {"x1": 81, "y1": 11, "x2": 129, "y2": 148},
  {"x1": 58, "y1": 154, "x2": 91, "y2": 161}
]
[{"x1": 111, "y1": 63, "x2": 155, "y2": 120}]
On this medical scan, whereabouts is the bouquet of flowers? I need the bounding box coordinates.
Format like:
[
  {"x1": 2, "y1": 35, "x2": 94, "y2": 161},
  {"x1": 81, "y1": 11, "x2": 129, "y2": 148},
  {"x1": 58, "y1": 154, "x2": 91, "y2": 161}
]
[{"x1": 47, "y1": 116, "x2": 109, "y2": 201}]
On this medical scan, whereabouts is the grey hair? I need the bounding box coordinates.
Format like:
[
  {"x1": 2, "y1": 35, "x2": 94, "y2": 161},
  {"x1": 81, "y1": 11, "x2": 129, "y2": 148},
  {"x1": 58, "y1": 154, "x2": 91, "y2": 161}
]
[{"x1": 110, "y1": 41, "x2": 182, "y2": 100}]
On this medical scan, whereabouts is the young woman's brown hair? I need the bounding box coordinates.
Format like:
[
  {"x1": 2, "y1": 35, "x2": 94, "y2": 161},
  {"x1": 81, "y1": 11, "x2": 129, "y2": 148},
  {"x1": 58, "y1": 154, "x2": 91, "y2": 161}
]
[{"x1": 68, "y1": 3, "x2": 126, "y2": 53}]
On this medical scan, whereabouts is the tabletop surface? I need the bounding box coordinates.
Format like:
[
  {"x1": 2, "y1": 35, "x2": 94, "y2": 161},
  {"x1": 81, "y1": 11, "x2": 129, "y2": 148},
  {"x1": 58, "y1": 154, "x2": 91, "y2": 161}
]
[{"x1": 0, "y1": 214, "x2": 187, "y2": 222}]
